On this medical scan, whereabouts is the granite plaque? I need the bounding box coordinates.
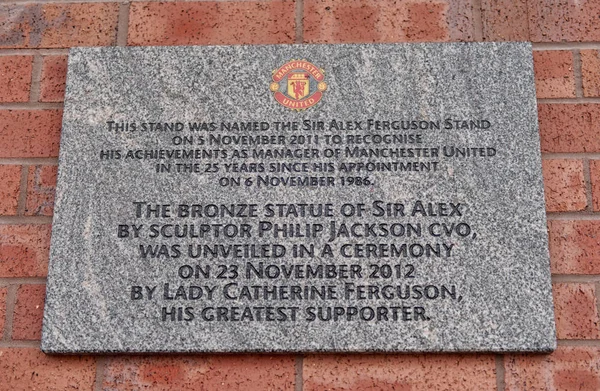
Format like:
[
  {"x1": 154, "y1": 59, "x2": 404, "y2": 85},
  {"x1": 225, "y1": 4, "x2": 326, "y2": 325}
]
[{"x1": 42, "y1": 43, "x2": 556, "y2": 353}]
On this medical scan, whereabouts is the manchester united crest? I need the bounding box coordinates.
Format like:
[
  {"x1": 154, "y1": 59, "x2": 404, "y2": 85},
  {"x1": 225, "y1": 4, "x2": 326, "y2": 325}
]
[{"x1": 270, "y1": 59, "x2": 327, "y2": 110}]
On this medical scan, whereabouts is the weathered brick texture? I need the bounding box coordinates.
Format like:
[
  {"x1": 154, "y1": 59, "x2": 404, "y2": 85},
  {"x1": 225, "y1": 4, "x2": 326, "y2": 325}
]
[
  {"x1": 303, "y1": 354, "x2": 497, "y2": 390},
  {"x1": 533, "y1": 51, "x2": 575, "y2": 98},
  {"x1": 0, "y1": 3, "x2": 119, "y2": 48},
  {"x1": 0, "y1": 225, "x2": 51, "y2": 278},
  {"x1": 542, "y1": 159, "x2": 587, "y2": 212},
  {"x1": 591, "y1": 160, "x2": 600, "y2": 211},
  {"x1": 538, "y1": 104, "x2": 600, "y2": 153},
  {"x1": 0, "y1": 348, "x2": 96, "y2": 390},
  {"x1": 582, "y1": 50, "x2": 600, "y2": 97},
  {"x1": 0, "y1": 165, "x2": 21, "y2": 215},
  {"x1": 12, "y1": 284, "x2": 46, "y2": 340},
  {"x1": 481, "y1": 0, "x2": 528, "y2": 41},
  {"x1": 549, "y1": 220, "x2": 600, "y2": 274},
  {"x1": 40, "y1": 55, "x2": 68, "y2": 102},
  {"x1": 528, "y1": 0, "x2": 600, "y2": 42},
  {"x1": 25, "y1": 165, "x2": 57, "y2": 216},
  {"x1": 506, "y1": 347, "x2": 600, "y2": 391},
  {"x1": 0, "y1": 110, "x2": 62, "y2": 158},
  {"x1": 303, "y1": 0, "x2": 474, "y2": 43},
  {"x1": 103, "y1": 355, "x2": 296, "y2": 390},
  {"x1": 128, "y1": 2, "x2": 296, "y2": 46},
  {"x1": 0, "y1": 56, "x2": 33, "y2": 102},
  {"x1": 483, "y1": 0, "x2": 600, "y2": 42},
  {"x1": 553, "y1": 283, "x2": 600, "y2": 339},
  {"x1": 0, "y1": 287, "x2": 7, "y2": 335}
]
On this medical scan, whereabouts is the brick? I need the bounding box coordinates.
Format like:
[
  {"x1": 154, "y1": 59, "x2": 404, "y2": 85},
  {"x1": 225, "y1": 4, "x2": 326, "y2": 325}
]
[
  {"x1": 445, "y1": 0, "x2": 475, "y2": 41},
  {"x1": 0, "y1": 165, "x2": 21, "y2": 215},
  {"x1": 0, "y1": 287, "x2": 7, "y2": 335},
  {"x1": 0, "y1": 110, "x2": 62, "y2": 158},
  {"x1": 0, "y1": 225, "x2": 51, "y2": 277},
  {"x1": 304, "y1": 0, "x2": 459, "y2": 44},
  {"x1": 481, "y1": 0, "x2": 529, "y2": 41},
  {"x1": 528, "y1": 0, "x2": 600, "y2": 42},
  {"x1": 538, "y1": 104, "x2": 600, "y2": 153},
  {"x1": 403, "y1": 2, "x2": 451, "y2": 42},
  {"x1": 549, "y1": 220, "x2": 600, "y2": 274},
  {"x1": 505, "y1": 346, "x2": 600, "y2": 391},
  {"x1": 0, "y1": 348, "x2": 95, "y2": 390},
  {"x1": 303, "y1": 354, "x2": 496, "y2": 391},
  {"x1": 592, "y1": 160, "x2": 600, "y2": 211},
  {"x1": 40, "y1": 55, "x2": 67, "y2": 102},
  {"x1": 553, "y1": 283, "x2": 600, "y2": 339},
  {"x1": 0, "y1": 3, "x2": 119, "y2": 49},
  {"x1": 12, "y1": 284, "x2": 46, "y2": 340},
  {"x1": 582, "y1": 50, "x2": 600, "y2": 98},
  {"x1": 0, "y1": 56, "x2": 33, "y2": 102},
  {"x1": 25, "y1": 165, "x2": 57, "y2": 216},
  {"x1": 533, "y1": 51, "x2": 575, "y2": 98},
  {"x1": 541, "y1": 159, "x2": 586, "y2": 212},
  {"x1": 128, "y1": 2, "x2": 295, "y2": 46},
  {"x1": 103, "y1": 355, "x2": 295, "y2": 390}
]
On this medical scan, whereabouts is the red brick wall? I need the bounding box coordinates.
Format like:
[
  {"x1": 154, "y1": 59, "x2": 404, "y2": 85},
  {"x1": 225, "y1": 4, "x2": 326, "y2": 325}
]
[{"x1": 1, "y1": 1, "x2": 599, "y2": 389}]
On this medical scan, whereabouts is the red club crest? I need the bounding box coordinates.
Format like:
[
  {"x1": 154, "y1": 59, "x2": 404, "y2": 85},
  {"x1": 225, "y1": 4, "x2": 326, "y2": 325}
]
[{"x1": 270, "y1": 59, "x2": 327, "y2": 110}]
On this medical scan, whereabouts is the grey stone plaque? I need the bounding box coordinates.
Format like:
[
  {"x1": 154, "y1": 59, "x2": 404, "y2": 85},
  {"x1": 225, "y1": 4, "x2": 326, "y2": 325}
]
[{"x1": 42, "y1": 43, "x2": 556, "y2": 353}]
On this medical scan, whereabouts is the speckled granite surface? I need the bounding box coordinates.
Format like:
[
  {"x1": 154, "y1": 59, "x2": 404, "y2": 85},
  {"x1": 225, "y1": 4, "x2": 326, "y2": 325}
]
[{"x1": 42, "y1": 43, "x2": 555, "y2": 353}]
